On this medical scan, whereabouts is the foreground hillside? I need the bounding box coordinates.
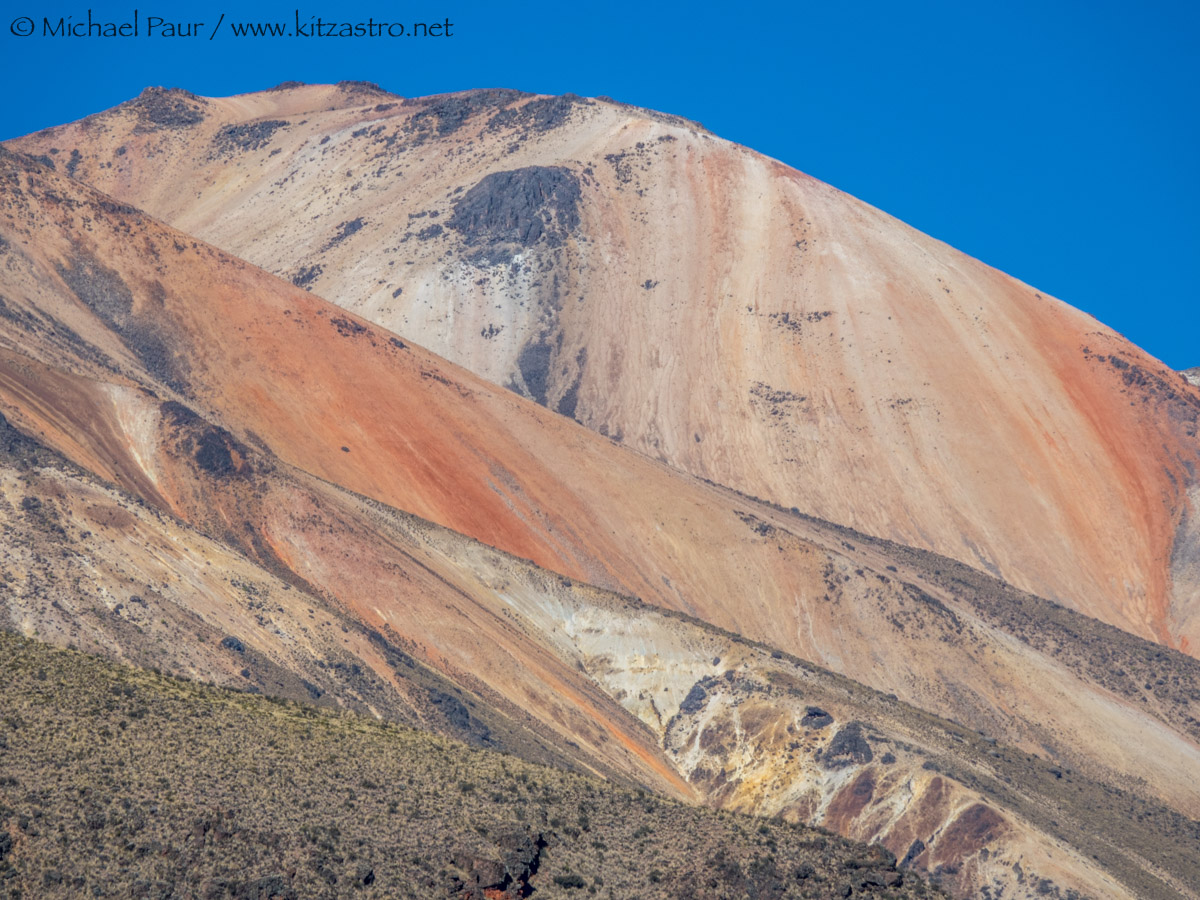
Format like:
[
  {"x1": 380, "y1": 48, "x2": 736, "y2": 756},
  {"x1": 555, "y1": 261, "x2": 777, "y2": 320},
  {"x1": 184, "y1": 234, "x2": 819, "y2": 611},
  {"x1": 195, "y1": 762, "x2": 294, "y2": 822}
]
[
  {"x1": 0, "y1": 630, "x2": 943, "y2": 900},
  {"x1": 12, "y1": 83, "x2": 1199, "y2": 652}
]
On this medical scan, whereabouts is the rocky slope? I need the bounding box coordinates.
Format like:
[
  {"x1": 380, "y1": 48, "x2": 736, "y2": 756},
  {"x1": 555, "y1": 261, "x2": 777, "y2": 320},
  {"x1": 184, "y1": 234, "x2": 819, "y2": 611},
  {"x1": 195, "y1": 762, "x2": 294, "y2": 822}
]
[
  {"x1": 1, "y1": 99, "x2": 1199, "y2": 898},
  {"x1": 11, "y1": 83, "x2": 1200, "y2": 654},
  {"x1": 0, "y1": 629, "x2": 947, "y2": 900}
]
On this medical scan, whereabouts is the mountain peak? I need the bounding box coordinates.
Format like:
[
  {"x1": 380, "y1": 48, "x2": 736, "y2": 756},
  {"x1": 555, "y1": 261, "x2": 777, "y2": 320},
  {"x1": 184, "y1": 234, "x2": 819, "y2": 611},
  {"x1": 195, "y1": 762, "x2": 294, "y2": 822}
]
[{"x1": 2, "y1": 85, "x2": 1199, "y2": 900}]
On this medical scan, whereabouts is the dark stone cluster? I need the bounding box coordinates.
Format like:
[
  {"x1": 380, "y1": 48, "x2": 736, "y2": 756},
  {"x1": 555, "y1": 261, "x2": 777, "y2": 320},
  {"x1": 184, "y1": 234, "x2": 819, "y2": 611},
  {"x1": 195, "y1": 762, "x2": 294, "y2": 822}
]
[{"x1": 447, "y1": 166, "x2": 582, "y2": 267}]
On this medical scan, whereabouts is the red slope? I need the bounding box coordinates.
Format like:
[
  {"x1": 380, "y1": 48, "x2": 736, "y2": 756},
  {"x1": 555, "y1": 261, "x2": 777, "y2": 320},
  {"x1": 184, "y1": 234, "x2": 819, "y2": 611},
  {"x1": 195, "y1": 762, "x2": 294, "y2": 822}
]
[{"x1": 13, "y1": 87, "x2": 1199, "y2": 652}]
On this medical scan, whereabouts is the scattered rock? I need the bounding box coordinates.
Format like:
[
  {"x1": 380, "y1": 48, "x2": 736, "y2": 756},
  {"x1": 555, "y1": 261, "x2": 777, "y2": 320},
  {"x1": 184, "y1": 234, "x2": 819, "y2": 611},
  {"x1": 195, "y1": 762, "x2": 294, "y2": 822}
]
[
  {"x1": 329, "y1": 316, "x2": 369, "y2": 338},
  {"x1": 291, "y1": 264, "x2": 323, "y2": 289},
  {"x1": 486, "y1": 94, "x2": 593, "y2": 134},
  {"x1": 402, "y1": 89, "x2": 531, "y2": 142},
  {"x1": 213, "y1": 120, "x2": 289, "y2": 155},
  {"x1": 226, "y1": 873, "x2": 297, "y2": 900},
  {"x1": 123, "y1": 87, "x2": 207, "y2": 131},
  {"x1": 337, "y1": 80, "x2": 394, "y2": 97},
  {"x1": 322, "y1": 218, "x2": 364, "y2": 251}
]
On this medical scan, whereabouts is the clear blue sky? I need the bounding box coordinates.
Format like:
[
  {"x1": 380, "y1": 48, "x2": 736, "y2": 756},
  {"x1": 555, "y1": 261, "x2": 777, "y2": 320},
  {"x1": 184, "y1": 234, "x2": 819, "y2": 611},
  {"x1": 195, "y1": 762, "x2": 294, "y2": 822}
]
[{"x1": 2, "y1": 0, "x2": 1195, "y2": 368}]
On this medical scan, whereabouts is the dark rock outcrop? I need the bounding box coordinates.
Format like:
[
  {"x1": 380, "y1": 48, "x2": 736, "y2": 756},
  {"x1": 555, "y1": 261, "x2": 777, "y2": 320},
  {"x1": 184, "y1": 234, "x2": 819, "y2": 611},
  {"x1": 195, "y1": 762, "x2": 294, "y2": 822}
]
[
  {"x1": 822, "y1": 721, "x2": 873, "y2": 767},
  {"x1": 448, "y1": 166, "x2": 581, "y2": 266},
  {"x1": 450, "y1": 829, "x2": 544, "y2": 899}
]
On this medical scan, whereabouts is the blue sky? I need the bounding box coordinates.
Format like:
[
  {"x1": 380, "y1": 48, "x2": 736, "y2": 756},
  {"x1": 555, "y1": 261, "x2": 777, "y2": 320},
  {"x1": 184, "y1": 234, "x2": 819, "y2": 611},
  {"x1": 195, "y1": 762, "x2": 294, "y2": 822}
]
[{"x1": 2, "y1": 0, "x2": 1196, "y2": 368}]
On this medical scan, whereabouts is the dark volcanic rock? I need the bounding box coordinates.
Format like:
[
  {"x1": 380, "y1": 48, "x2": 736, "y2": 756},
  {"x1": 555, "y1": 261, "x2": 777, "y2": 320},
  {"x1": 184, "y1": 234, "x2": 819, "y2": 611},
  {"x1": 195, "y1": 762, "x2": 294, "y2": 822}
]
[
  {"x1": 517, "y1": 340, "x2": 552, "y2": 406},
  {"x1": 161, "y1": 399, "x2": 251, "y2": 479},
  {"x1": 801, "y1": 706, "x2": 834, "y2": 729},
  {"x1": 160, "y1": 400, "x2": 203, "y2": 428},
  {"x1": 321, "y1": 217, "x2": 364, "y2": 251},
  {"x1": 25, "y1": 153, "x2": 55, "y2": 170},
  {"x1": 900, "y1": 838, "x2": 926, "y2": 869},
  {"x1": 452, "y1": 828, "x2": 544, "y2": 900},
  {"x1": 123, "y1": 87, "x2": 207, "y2": 131},
  {"x1": 353, "y1": 863, "x2": 375, "y2": 888},
  {"x1": 291, "y1": 264, "x2": 323, "y2": 290},
  {"x1": 823, "y1": 721, "x2": 873, "y2": 768},
  {"x1": 557, "y1": 367, "x2": 583, "y2": 420},
  {"x1": 195, "y1": 428, "x2": 238, "y2": 476},
  {"x1": 487, "y1": 94, "x2": 593, "y2": 134},
  {"x1": 402, "y1": 89, "x2": 532, "y2": 140},
  {"x1": 680, "y1": 677, "x2": 718, "y2": 716},
  {"x1": 213, "y1": 120, "x2": 289, "y2": 155},
  {"x1": 447, "y1": 166, "x2": 582, "y2": 266}
]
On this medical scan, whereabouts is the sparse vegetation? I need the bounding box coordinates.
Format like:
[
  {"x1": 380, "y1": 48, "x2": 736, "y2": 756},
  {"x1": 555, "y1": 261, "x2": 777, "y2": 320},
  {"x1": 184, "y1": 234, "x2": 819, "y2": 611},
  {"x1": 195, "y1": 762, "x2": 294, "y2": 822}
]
[{"x1": 0, "y1": 630, "x2": 943, "y2": 899}]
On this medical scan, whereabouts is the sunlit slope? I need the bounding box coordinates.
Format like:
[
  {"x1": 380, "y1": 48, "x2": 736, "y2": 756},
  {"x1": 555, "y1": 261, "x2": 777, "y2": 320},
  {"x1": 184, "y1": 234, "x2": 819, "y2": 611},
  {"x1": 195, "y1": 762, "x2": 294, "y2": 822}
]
[
  {"x1": 2, "y1": 146, "x2": 1199, "y2": 898},
  {"x1": 15, "y1": 84, "x2": 1199, "y2": 654},
  {"x1": 3, "y1": 141, "x2": 1199, "y2": 799}
]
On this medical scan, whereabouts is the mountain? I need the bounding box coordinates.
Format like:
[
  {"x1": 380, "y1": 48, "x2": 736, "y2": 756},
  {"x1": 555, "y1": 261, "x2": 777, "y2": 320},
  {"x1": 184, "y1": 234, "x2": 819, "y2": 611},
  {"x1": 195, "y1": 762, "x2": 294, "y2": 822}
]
[
  {"x1": 1, "y1": 87, "x2": 1198, "y2": 899},
  {"x1": 10, "y1": 83, "x2": 1199, "y2": 655}
]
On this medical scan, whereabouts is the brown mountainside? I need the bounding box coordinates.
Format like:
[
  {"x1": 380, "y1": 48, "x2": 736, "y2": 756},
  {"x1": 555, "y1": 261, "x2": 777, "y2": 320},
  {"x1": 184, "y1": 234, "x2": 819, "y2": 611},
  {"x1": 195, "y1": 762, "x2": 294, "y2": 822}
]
[
  {"x1": 12, "y1": 84, "x2": 1200, "y2": 654},
  {"x1": 1, "y1": 90, "x2": 1199, "y2": 898}
]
